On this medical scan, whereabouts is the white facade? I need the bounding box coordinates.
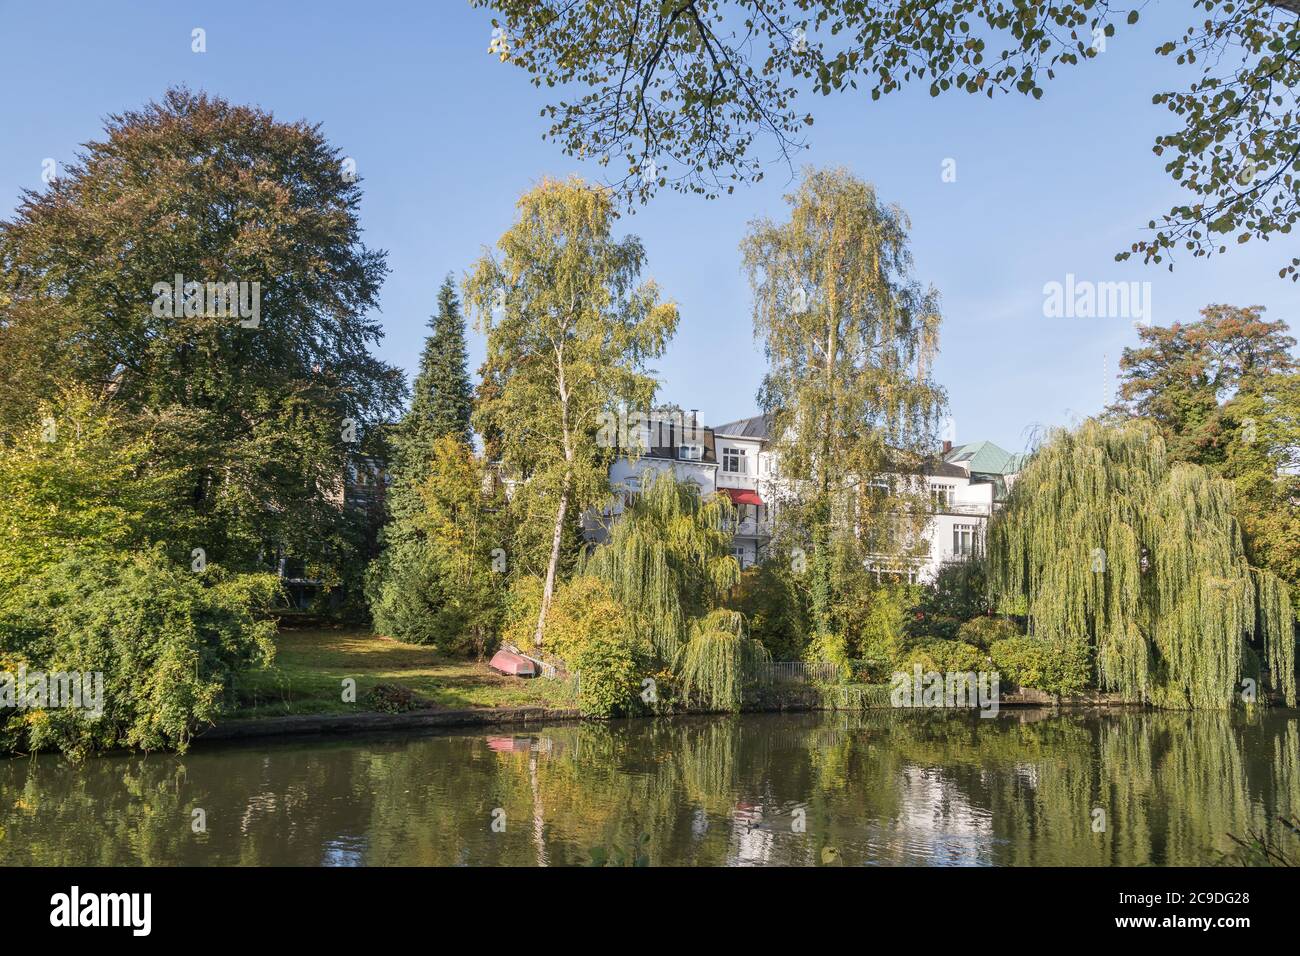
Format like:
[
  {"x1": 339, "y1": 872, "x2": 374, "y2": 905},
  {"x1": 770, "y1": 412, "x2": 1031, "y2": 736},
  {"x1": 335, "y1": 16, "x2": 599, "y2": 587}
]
[
  {"x1": 591, "y1": 411, "x2": 1016, "y2": 581},
  {"x1": 712, "y1": 426, "x2": 778, "y2": 569},
  {"x1": 871, "y1": 470, "x2": 994, "y2": 584}
]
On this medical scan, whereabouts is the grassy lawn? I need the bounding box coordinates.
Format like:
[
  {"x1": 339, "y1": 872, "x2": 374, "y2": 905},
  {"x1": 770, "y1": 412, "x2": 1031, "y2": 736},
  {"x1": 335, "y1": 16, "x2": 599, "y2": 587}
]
[{"x1": 229, "y1": 628, "x2": 574, "y2": 719}]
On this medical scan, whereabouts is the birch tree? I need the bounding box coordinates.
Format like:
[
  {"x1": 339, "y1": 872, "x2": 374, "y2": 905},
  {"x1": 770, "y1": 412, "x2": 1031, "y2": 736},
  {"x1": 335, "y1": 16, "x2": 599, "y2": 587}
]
[
  {"x1": 466, "y1": 177, "x2": 678, "y2": 646},
  {"x1": 741, "y1": 167, "x2": 946, "y2": 657}
]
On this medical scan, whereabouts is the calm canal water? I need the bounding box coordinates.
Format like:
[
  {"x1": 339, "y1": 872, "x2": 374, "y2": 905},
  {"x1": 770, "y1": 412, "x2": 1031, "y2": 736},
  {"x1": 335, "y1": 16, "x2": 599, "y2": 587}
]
[{"x1": 2, "y1": 709, "x2": 1297, "y2": 866}]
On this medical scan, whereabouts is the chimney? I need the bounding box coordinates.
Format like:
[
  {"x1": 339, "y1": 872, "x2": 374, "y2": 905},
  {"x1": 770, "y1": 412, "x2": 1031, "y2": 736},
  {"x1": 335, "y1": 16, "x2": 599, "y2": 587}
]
[{"x1": 942, "y1": 440, "x2": 953, "y2": 455}]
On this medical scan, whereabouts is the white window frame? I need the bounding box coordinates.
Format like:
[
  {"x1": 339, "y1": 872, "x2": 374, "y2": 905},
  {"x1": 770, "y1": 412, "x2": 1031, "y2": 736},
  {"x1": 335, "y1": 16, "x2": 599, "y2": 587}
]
[
  {"x1": 722, "y1": 446, "x2": 747, "y2": 474},
  {"x1": 931, "y1": 483, "x2": 955, "y2": 510}
]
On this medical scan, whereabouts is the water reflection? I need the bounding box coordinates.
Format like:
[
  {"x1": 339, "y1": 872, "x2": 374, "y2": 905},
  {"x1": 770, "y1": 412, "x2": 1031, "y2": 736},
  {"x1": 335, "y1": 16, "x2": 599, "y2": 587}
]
[{"x1": 1, "y1": 709, "x2": 1296, "y2": 866}]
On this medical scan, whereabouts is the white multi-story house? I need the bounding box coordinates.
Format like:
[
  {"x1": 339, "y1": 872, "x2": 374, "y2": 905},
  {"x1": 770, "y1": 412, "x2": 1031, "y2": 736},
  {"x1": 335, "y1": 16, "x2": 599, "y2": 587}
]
[{"x1": 590, "y1": 409, "x2": 1024, "y2": 582}]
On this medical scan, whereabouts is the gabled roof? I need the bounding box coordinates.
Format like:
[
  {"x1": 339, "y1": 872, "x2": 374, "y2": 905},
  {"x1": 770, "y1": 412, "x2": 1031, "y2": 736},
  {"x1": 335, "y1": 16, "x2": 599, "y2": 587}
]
[
  {"x1": 713, "y1": 413, "x2": 772, "y2": 440},
  {"x1": 945, "y1": 440, "x2": 1025, "y2": 476}
]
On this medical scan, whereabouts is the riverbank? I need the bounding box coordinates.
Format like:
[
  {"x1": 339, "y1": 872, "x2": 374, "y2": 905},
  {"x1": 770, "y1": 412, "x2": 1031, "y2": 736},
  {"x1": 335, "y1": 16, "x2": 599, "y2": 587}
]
[
  {"x1": 211, "y1": 628, "x2": 1147, "y2": 746},
  {"x1": 204, "y1": 703, "x2": 584, "y2": 741}
]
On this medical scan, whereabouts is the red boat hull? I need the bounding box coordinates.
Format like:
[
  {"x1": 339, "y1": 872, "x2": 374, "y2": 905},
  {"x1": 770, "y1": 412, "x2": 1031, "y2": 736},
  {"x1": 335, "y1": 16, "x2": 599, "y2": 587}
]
[{"x1": 489, "y1": 649, "x2": 538, "y2": 677}]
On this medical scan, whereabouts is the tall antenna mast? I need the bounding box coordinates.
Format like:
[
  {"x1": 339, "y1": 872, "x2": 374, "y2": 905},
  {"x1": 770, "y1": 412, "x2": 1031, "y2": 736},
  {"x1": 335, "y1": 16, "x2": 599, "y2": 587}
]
[{"x1": 1102, "y1": 351, "x2": 1109, "y2": 411}]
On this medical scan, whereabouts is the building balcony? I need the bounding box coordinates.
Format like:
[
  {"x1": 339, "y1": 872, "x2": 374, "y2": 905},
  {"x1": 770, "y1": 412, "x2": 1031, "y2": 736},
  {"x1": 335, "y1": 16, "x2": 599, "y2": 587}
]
[
  {"x1": 716, "y1": 471, "x2": 760, "y2": 491},
  {"x1": 727, "y1": 517, "x2": 773, "y2": 538}
]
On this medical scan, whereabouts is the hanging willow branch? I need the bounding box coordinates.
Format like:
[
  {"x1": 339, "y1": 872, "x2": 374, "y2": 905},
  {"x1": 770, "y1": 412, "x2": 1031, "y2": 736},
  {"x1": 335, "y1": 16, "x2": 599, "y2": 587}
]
[
  {"x1": 581, "y1": 469, "x2": 739, "y2": 660},
  {"x1": 674, "y1": 609, "x2": 770, "y2": 712},
  {"x1": 1254, "y1": 569, "x2": 1297, "y2": 708},
  {"x1": 989, "y1": 420, "x2": 1297, "y2": 708}
]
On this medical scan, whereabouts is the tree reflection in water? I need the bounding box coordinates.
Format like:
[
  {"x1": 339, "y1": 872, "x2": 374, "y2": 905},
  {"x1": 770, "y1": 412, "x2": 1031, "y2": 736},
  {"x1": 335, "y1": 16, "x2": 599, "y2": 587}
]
[{"x1": 1, "y1": 710, "x2": 1296, "y2": 866}]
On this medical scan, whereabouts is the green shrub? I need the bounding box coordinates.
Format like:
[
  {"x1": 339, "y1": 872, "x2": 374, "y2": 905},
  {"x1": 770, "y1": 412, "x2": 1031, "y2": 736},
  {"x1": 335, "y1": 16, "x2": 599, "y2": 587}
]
[
  {"x1": 897, "y1": 640, "x2": 987, "y2": 675},
  {"x1": 990, "y1": 635, "x2": 1092, "y2": 697},
  {"x1": 958, "y1": 615, "x2": 1020, "y2": 650},
  {"x1": 364, "y1": 682, "x2": 426, "y2": 714},
  {"x1": 904, "y1": 561, "x2": 992, "y2": 641},
  {"x1": 804, "y1": 629, "x2": 850, "y2": 681},
  {"x1": 546, "y1": 576, "x2": 644, "y2": 718},
  {"x1": 0, "y1": 548, "x2": 278, "y2": 757},
  {"x1": 848, "y1": 582, "x2": 912, "y2": 665},
  {"x1": 500, "y1": 575, "x2": 544, "y2": 650},
  {"x1": 731, "y1": 560, "x2": 809, "y2": 660}
]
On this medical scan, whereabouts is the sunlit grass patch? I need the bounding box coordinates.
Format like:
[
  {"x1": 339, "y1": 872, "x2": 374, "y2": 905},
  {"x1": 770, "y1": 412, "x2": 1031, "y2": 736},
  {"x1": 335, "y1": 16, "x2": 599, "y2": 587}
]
[{"x1": 229, "y1": 628, "x2": 571, "y2": 718}]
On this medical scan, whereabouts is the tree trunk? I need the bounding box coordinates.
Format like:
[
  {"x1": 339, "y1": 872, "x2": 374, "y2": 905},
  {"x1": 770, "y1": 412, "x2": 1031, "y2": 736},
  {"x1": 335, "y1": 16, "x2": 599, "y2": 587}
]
[{"x1": 533, "y1": 485, "x2": 569, "y2": 647}]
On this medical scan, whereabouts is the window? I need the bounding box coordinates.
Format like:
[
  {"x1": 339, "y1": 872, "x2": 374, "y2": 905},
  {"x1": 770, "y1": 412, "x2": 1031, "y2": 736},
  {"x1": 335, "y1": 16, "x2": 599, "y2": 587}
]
[
  {"x1": 722, "y1": 447, "x2": 747, "y2": 473},
  {"x1": 953, "y1": 523, "x2": 979, "y2": 558},
  {"x1": 732, "y1": 547, "x2": 747, "y2": 569},
  {"x1": 931, "y1": 483, "x2": 955, "y2": 510},
  {"x1": 678, "y1": 443, "x2": 703, "y2": 461},
  {"x1": 867, "y1": 475, "x2": 890, "y2": 494}
]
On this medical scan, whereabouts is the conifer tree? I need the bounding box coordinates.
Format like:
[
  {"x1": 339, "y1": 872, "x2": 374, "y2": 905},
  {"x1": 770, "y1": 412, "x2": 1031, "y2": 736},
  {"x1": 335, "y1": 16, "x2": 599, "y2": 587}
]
[
  {"x1": 386, "y1": 275, "x2": 475, "y2": 526},
  {"x1": 367, "y1": 277, "x2": 497, "y2": 647}
]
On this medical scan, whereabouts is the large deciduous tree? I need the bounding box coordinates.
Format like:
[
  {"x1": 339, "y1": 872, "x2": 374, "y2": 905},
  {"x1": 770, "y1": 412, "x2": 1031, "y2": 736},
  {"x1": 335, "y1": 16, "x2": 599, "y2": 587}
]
[
  {"x1": 741, "y1": 166, "x2": 945, "y2": 659},
  {"x1": 1109, "y1": 305, "x2": 1300, "y2": 603},
  {"x1": 479, "y1": 0, "x2": 1300, "y2": 277},
  {"x1": 466, "y1": 176, "x2": 678, "y2": 646},
  {"x1": 0, "y1": 88, "x2": 405, "y2": 577},
  {"x1": 1110, "y1": 304, "x2": 1296, "y2": 463},
  {"x1": 988, "y1": 420, "x2": 1295, "y2": 708}
]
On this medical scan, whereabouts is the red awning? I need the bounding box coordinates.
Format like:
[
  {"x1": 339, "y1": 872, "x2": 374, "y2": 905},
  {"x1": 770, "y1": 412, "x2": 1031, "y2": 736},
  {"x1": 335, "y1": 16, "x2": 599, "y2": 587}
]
[{"x1": 720, "y1": 488, "x2": 763, "y2": 507}]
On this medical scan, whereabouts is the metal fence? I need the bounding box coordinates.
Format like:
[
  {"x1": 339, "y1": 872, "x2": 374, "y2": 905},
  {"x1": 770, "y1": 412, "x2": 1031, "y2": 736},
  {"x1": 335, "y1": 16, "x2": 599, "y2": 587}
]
[{"x1": 747, "y1": 661, "x2": 841, "y2": 686}]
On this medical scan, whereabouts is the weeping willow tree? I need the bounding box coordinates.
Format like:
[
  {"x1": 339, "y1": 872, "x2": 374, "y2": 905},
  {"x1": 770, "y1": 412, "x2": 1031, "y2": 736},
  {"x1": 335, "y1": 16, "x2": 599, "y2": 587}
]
[
  {"x1": 582, "y1": 469, "x2": 739, "y2": 660},
  {"x1": 989, "y1": 420, "x2": 1296, "y2": 708},
  {"x1": 741, "y1": 167, "x2": 947, "y2": 655},
  {"x1": 582, "y1": 470, "x2": 766, "y2": 709},
  {"x1": 675, "y1": 609, "x2": 771, "y2": 712}
]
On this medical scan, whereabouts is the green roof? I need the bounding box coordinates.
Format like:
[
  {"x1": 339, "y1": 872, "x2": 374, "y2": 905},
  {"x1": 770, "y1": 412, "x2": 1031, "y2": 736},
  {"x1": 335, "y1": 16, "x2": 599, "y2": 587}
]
[{"x1": 944, "y1": 441, "x2": 1025, "y2": 476}]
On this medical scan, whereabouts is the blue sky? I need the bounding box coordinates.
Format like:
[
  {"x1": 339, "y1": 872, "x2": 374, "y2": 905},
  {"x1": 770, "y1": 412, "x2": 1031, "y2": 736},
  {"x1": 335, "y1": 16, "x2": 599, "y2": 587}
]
[{"x1": 3, "y1": 1, "x2": 1296, "y2": 453}]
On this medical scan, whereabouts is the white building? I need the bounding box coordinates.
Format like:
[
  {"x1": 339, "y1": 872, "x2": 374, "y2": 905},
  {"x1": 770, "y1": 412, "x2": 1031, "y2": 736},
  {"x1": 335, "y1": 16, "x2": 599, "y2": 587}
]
[{"x1": 590, "y1": 410, "x2": 1024, "y2": 582}]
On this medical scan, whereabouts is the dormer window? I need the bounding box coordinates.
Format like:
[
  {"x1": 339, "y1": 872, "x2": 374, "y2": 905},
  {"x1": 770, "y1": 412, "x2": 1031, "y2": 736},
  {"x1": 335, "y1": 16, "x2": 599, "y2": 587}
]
[{"x1": 679, "y1": 443, "x2": 703, "y2": 461}]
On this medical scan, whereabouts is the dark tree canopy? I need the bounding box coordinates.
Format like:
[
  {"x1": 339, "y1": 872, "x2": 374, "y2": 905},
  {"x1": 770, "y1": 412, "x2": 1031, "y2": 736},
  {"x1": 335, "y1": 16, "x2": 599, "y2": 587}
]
[
  {"x1": 0, "y1": 87, "x2": 405, "y2": 573},
  {"x1": 1109, "y1": 305, "x2": 1300, "y2": 606},
  {"x1": 1109, "y1": 304, "x2": 1296, "y2": 464}
]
